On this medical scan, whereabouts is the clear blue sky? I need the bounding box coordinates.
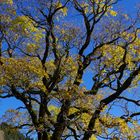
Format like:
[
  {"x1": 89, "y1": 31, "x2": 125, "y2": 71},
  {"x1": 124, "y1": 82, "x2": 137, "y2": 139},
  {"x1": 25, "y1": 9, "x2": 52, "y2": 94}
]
[
  {"x1": 0, "y1": 0, "x2": 139, "y2": 137},
  {"x1": 0, "y1": 0, "x2": 138, "y2": 116}
]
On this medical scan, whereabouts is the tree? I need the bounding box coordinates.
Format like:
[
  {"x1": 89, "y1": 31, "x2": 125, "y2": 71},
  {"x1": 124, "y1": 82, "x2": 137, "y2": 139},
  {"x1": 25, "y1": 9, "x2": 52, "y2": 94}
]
[
  {"x1": 0, "y1": 123, "x2": 32, "y2": 140},
  {"x1": 0, "y1": 0, "x2": 140, "y2": 140}
]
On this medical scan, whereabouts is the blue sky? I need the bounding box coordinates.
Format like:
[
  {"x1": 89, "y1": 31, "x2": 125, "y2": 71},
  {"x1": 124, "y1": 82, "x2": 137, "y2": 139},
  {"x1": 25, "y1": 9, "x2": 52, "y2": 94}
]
[
  {"x1": 0, "y1": 0, "x2": 139, "y2": 118},
  {"x1": 0, "y1": 0, "x2": 139, "y2": 139}
]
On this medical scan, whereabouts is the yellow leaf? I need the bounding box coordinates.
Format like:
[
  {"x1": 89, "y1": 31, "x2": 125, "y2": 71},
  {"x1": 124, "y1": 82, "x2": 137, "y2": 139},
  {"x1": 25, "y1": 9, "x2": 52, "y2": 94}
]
[
  {"x1": 109, "y1": 10, "x2": 117, "y2": 16},
  {"x1": 56, "y1": 2, "x2": 62, "y2": 8},
  {"x1": 90, "y1": 135, "x2": 96, "y2": 140},
  {"x1": 62, "y1": 7, "x2": 68, "y2": 16}
]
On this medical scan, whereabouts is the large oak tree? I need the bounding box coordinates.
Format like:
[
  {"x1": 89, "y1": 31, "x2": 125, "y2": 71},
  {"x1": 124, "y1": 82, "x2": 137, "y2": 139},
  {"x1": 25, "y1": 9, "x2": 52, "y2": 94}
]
[{"x1": 0, "y1": 0, "x2": 140, "y2": 140}]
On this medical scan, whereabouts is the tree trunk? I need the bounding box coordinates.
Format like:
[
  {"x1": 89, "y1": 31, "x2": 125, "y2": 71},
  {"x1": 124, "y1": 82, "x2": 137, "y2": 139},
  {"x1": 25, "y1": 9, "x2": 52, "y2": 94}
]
[
  {"x1": 0, "y1": 130, "x2": 4, "y2": 140},
  {"x1": 51, "y1": 123, "x2": 65, "y2": 140},
  {"x1": 38, "y1": 131, "x2": 49, "y2": 140},
  {"x1": 51, "y1": 100, "x2": 70, "y2": 140}
]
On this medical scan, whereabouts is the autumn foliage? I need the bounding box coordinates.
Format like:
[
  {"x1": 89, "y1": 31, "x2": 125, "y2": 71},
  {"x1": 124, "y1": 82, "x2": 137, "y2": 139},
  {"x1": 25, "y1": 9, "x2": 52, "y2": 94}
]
[{"x1": 0, "y1": 0, "x2": 140, "y2": 140}]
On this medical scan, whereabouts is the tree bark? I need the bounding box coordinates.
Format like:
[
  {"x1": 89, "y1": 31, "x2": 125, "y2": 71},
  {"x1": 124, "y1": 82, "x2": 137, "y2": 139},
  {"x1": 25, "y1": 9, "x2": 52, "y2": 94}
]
[
  {"x1": 38, "y1": 131, "x2": 49, "y2": 140},
  {"x1": 51, "y1": 100, "x2": 70, "y2": 140},
  {"x1": 0, "y1": 130, "x2": 4, "y2": 140}
]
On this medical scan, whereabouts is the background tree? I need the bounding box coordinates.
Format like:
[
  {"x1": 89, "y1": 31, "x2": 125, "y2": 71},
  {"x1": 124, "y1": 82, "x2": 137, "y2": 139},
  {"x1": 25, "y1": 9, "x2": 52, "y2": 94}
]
[
  {"x1": 0, "y1": 123, "x2": 32, "y2": 140},
  {"x1": 0, "y1": 0, "x2": 140, "y2": 140}
]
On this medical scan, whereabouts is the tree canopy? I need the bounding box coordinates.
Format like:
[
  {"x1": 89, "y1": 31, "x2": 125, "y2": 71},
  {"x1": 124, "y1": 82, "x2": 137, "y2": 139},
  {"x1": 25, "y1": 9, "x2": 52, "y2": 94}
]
[
  {"x1": 0, "y1": 0, "x2": 140, "y2": 140},
  {"x1": 0, "y1": 123, "x2": 32, "y2": 140}
]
